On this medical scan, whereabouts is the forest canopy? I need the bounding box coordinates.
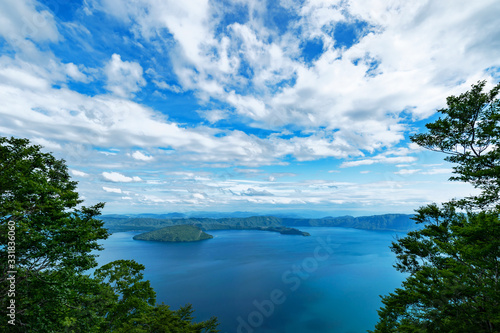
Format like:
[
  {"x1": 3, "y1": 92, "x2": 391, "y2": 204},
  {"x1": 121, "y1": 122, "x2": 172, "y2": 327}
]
[
  {"x1": 372, "y1": 81, "x2": 500, "y2": 332},
  {"x1": 0, "y1": 136, "x2": 218, "y2": 332}
]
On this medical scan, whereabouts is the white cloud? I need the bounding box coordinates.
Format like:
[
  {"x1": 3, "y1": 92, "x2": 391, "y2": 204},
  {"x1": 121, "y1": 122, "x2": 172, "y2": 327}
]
[
  {"x1": 392, "y1": 167, "x2": 453, "y2": 176},
  {"x1": 105, "y1": 54, "x2": 146, "y2": 98},
  {"x1": 152, "y1": 80, "x2": 183, "y2": 93},
  {"x1": 0, "y1": 43, "x2": 91, "y2": 93},
  {"x1": 0, "y1": 0, "x2": 59, "y2": 43},
  {"x1": 65, "y1": 63, "x2": 89, "y2": 82},
  {"x1": 70, "y1": 169, "x2": 89, "y2": 177},
  {"x1": 0, "y1": 62, "x2": 51, "y2": 90},
  {"x1": 192, "y1": 193, "x2": 206, "y2": 200},
  {"x1": 422, "y1": 168, "x2": 454, "y2": 175},
  {"x1": 131, "y1": 151, "x2": 154, "y2": 161},
  {"x1": 31, "y1": 137, "x2": 61, "y2": 150},
  {"x1": 70, "y1": 160, "x2": 478, "y2": 214},
  {"x1": 93, "y1": 0, "x2": 500, "y2": 156},
  {"x1": 241, "y1": 188, "x2": 274, "y2": 196},
  {"x1": 1, "y1": 0, "x2": 497, "y2": 214},
  {"x1": 102, "y1": 171, "x2": 142, "y2": 182},
  {"x1": 103, "y1": 186, "x2": 122, "y2": 193},
  {"x1": 395, "y1": 169, "x2": 422, "y2": 175},
  {"x1": 198, "y1": 109, "x2": 229, "y2": 124},
  {"x1": 341, "y1": 155, "x2": 418, "y2": 168},
  {"x1": 0, "y1": 79, "x2": 284, "y2": 166}
]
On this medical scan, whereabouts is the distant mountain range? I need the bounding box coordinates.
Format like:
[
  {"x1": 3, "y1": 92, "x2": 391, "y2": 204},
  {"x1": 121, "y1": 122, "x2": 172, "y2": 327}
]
[
  {"x1": 281, "y1": 214, "x2": 419, "y2": 231},
  {"x1": 101, "y1": 213, "x2": 418, "y2": 233},
  {"x1": 101, "y1": 209, "x2": 384, "y2": 219}
]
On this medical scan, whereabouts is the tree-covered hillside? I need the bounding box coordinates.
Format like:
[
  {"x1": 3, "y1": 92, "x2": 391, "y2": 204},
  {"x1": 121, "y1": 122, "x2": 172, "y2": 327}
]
[
  {"x1": 103, "y1": 215, "x2": 283, "y2": 233},
  {"x1": 282, "y1": 214, "x2": 417, "y2": 231},
  {"x1": 102, "y1": 213, "x2": 416, "y2": 233}
]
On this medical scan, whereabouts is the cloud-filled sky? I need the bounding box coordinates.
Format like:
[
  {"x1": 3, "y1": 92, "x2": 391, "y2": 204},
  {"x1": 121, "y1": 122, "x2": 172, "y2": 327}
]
[{"x1": 1, "y1": 0, "x2": 499, "y2": 216}]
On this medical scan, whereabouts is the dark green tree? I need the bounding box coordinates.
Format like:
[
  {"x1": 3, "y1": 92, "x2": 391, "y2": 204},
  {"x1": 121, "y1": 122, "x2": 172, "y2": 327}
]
[
  {"x1": 411, "y1": 80, "x2": 500, "y2": 209},
  {"x1": 0, "y1": 136, "x2": 108, "y2": 331},
  {"x1": 372, "y1": 81, "x2": 500, "y2": 332},
  {"x1": 0, "y1": 137, "x2": 218, "y2": 332},
  {"x1": 94, "y1": 260, "x2": 218, "y2": 332}
]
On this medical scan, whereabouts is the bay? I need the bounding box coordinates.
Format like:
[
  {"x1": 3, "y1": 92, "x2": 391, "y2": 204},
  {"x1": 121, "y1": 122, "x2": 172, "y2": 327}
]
[{"x1": 96, "y1": 227, "x2": 406, "y2": 333}]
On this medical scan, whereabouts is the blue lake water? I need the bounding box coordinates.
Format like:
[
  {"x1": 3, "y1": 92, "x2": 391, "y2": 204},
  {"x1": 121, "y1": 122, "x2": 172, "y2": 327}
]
[{"x1": 95, "y1": 227, "x2": 406, "y2": 333}]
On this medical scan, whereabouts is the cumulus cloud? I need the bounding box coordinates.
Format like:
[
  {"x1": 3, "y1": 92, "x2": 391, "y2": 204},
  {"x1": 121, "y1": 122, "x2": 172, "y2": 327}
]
[
  {"x1": 65, "y1": 63, "x2": 89, "y2": 82},
  {"x1": 131, "y1": 151, "x2": 154, "y2": 161},
  {"x1": 4, "y1": 0, "x2": 497, "y2": 168},
  {"x1": 1, "y1": 0, "x2": 496, "y2": 214},
  {"x1": 94, "y1": 0, "x2": 500, "y2": 158},
  {"x1": 0, "y1": 79, "x2": 284, "y2": 166},
  {"x1": 105, "y1": 54, "x2": 146, "y2": 97},
  {"x1": 102, "y1": 171, "x2": 142, "y2": 182}
]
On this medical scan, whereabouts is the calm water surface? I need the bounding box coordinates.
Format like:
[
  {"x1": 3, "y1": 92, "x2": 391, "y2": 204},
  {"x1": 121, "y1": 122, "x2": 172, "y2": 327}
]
[{"x1": 96, "y1": 227, "x2": 405, "y2": 333}]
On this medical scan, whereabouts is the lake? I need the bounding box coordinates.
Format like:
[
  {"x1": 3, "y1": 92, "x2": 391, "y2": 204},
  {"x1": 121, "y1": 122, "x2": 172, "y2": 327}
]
[{"x1": 95, "y1": 227, "x2": 406, "y2": 333}]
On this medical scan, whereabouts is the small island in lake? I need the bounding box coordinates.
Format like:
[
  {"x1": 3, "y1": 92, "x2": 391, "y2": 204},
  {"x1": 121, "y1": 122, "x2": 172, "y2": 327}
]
[
  {"x1": 133, "y1": 225, "x2": 213, "y2": 242},
  {"x1": 132, "y1": 223, "x2": 310, "y2": 242}
]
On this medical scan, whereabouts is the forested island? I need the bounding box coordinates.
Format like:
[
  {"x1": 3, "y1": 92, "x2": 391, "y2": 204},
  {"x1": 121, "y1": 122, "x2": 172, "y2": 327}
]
[{"x1": 133, "y1": 225, "x2": 214, "y2": 242}]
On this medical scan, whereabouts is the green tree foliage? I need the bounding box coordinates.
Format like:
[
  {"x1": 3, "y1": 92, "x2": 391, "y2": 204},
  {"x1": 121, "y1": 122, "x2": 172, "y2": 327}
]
[
  {"x1": 94, "y1": 260, "x2": 218, "y2": 332},
  {"x1": 0, "y1": 137, "x2": 218, "y2": 332},
  {"x1": 411, "y1": 80, "x2": 500, "y2": 209},
  {"x1": 372, "y1": 81, "x2": 500, "y2": 332},
  {"x1": 0, "y1": 136, "x2": 108, "y2": 331}
]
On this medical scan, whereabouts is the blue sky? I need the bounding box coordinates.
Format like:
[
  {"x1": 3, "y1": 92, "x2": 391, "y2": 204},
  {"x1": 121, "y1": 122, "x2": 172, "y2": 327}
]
[{"x1": 1, "y1": 0, "x2": 499, "y2": 216}]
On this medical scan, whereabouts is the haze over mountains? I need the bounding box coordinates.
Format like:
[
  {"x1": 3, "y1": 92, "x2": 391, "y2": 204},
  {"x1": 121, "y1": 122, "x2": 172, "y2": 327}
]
[
  {"x1": 102, "y1": 210, "x2": 353, "y2": 219},
  {"x1": 102, "y1": 212, "x2": 417, "y2": 234}
]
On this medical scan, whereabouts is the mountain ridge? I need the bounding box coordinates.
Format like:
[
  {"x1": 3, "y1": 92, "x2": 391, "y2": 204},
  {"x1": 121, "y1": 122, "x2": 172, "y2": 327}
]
[{"x1": 102, "y1": 213, "x2": 417, "y2": 233}]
